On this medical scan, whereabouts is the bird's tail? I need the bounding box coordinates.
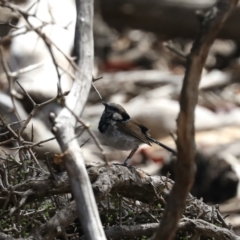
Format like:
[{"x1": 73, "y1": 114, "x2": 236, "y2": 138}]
[{"x1": 147, "y1": 136, "x2": 177, "y2": 155}]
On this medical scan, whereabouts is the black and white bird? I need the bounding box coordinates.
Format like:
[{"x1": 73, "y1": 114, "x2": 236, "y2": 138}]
[{"x1": 98, "y1": 102, "x2": 177, "y2": 165}]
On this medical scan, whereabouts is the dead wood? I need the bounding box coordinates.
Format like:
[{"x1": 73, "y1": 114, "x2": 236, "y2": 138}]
[
  {"x1": 154, "y1": 0, "x2": 239, "y2": 239},
  {"x1": 0, "y1": 164, "x2": 238, "y2": 240}
]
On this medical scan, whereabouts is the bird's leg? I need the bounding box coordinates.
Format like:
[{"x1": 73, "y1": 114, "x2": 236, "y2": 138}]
[{"x1": 123, "y1": 146, "x2": 139, "y2": 166}]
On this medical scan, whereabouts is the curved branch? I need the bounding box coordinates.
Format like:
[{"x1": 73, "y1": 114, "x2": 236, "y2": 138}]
[
  {"x1": 50, "y1": 0, "x2": 106, "y2": 239},
  {"x1": 179, "y1": 218, "x2": 240, "y2": 240},
  {"x1": 30, "y1": 201, "x2": 77, "y2": 240},
  {"x1": 154, "y1": 0, "x2": 239, "y2": 239},
  {"x1": 101, "y1": 223, "x2": 159, "y2": 240}
]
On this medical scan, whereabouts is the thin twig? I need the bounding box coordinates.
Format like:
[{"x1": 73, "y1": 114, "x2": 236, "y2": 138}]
[
  {"x1": 91, "y1": 82, "x2": 102, "y2": 100},
  {"x1": 0, "y1": 46, "x2": 21, "y2": 121},
  {"x1": 164, "y1": 41, "x2": 187, "y2": 59},
  {"x1": 65, "y1": 105, "x2": 108, "y2": 165}
]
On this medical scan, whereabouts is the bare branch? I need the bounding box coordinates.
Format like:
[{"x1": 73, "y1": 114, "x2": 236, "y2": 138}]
[
  {"x1": 179, "y1": 218, "x2": 240, "y2": 240},
  {"x1": 100, "y1": 223, "x2": 159, "y2": 240},
  {"x1": 101, "y1": 219, "x2": 240, "y2": 240},
  {"x1": 0, "y1": 45, "x2": 21, "y2": 121},
  {"x1": 30, "y1": 201, "x2": 77, "y2": 240},
  {"x1": 164, "y1": 41, "x2": 187, "y2": 59},
  {"x1": 49, "y1": 0, "x2": 106, "y2": 239},
  {"x1": 154, "y1": 1, "x2": 239, "y2": 239},
  {"x1": 10, "y1": 61, "x2": 44, "y2": 77}
]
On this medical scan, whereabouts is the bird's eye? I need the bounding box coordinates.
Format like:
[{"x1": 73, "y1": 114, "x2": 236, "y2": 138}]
[{"x1": 122, "y1": 112, "x2": 130, "y2": 121}]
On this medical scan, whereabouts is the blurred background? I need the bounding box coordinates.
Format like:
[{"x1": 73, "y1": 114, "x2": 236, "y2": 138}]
[{"x1": 1, "y1": 0, "x2": 240, "y2": 234}]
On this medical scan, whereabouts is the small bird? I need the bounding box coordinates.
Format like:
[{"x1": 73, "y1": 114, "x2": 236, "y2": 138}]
[{"x1": 98, "y1": 102, "x2": 177, "y2": 165}]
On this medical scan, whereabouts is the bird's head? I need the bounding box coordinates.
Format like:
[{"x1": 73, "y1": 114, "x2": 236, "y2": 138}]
[{"x1": 101, "y1": 101, "x2": 130, "y2": 122}]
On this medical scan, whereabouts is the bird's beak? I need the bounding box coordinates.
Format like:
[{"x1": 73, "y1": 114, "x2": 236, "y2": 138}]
[{"x1": 102, "y1": 101, "x2": 108, "y2": 107}]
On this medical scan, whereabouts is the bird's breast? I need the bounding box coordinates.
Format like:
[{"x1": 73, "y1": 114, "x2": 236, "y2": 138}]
[{"x1": 99, "y1": 122, "x2": 141, "y2": 150}]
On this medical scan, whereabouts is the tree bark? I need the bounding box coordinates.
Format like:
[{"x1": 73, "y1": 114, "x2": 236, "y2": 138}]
[
  {"x1": 153, "y1": 0, "x2": 239, "y2": 239},
  {"x1": 52, "y1": 0, "x2": 106, "y2": 239}
]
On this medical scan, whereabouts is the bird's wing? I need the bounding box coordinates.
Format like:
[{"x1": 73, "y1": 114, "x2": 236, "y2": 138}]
[{"x1": 116, "y1": 120, "x2": 151, "y2": 146}]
